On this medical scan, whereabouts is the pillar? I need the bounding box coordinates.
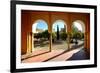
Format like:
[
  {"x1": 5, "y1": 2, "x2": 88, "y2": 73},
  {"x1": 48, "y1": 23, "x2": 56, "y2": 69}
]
[
  {"x1": 48, "y1": 13, "x2": 52, "y2": 52},
  {"x1": 67, "y1": 15, "x2": 71, "y2": 50},
  {"x1": 84, "y1": 17, "x2": 90, "y2": 59},
  {"x1": 27, "y1": 32, "x2": 32, "y2": 54},
  {"x1": 32, "y1": 33, "x2": 34, "y2": 51}
]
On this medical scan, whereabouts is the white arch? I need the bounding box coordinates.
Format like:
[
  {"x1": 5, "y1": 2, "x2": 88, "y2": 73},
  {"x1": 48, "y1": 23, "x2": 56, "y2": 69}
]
[
  {"x1": 32, "y1": 19, "x2": 48, "y2": 51},
  {"x1": 32, "y1": 19, "x2": 48, "y2": 33},
  {"x1": 72, "y1": 20, "x2": 85, "y2": 33},
  {"x1": 52, "y1": 20, "x2": 67, "y2": 32}
]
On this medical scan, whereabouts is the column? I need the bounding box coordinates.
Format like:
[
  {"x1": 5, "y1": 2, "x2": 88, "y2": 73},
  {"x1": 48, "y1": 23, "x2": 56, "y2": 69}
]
[
  {"x1": 48, "y1": 13, "x2": 52, "y2": 52},
  {"x1": 67, "y1": 24, "x2": 71, "y2": 50},
  {"x1": 84, "y1": 32, "x2": 90, "y2": 59},
  {"x1": 32, "y1": 33, "x2": 34, "y2": 51},
  {"x1": 27, "y1": 32, "x2": 32, "y2": 54}
]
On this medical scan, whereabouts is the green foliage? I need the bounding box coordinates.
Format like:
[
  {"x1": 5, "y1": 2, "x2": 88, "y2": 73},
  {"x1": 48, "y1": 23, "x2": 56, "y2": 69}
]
[
  {"x1": 81, "y1": 33, "x2": 84, "y2": 39},
  {"x1": 57, "y1": 25, "x2": 59, "y2": 40},
  {"x1": 67, "y1": 32, "x2": 73, "y2": 39},
  {"x1": 34, "y1": 33, "x2": 42, "y2": 39},
  {"x1": 72, "y1": 25, "x2": 84, "y2": 40},
  {"x1": 41, "y1": 30, "x2": 49, "y2": 39},
  {"x1": 72, "y1": 25, "x2": 79, "y2": 33},
  {"x1": 60, "y1": 32, "x2": 67, "y2": 40},
  {"x1": 52, "y1": 32, "x2": 56, "y2": 39},
  {"x1": 72, "y1": 32, "x2": 82, "y2": 39},
  {"x1": 34, "y1": 30, "x2": 50, "y2": 40},
  {"x1": 52, "y1": 32, "x2": 56, "y2": 42}
]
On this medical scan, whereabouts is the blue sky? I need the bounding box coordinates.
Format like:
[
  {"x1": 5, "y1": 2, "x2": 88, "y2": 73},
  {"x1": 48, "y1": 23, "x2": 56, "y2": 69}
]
[
  {"x1": 36, "y1": 21, "x2": 65, "y2": 31},
  {"x1": 35, "y1": 21, "x2": 82, "y2": 32},
  {"x1": 36, "y1": 21, "x2": 48, "y2": 30},
  {"x1": 53, "y1": 22, "x2": 65, "y2": 31}
]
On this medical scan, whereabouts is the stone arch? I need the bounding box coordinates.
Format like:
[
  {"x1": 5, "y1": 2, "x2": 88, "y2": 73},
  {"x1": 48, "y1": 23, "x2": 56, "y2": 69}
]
[
  {"x1": 51, "y1": 19, "x2": 68, "y2": 50},
  {"x1": 72, "y1": 20, "x2": 85, "y2": 33},
  {"x1": 32, "y1": 19, "x2": 48, "y2": 33},
  {"x1": 71, "y1": 20, "x2": 86, "y2": 51},
  {"x1": 70, "y1": 17, "x2": 90, "y2": 58},
  {"x1": 52, "y1": 20, "x2": 67, "y2": 32},
  {"x1": 31, "y1": 19, "x2": 49, "y2": 52}
]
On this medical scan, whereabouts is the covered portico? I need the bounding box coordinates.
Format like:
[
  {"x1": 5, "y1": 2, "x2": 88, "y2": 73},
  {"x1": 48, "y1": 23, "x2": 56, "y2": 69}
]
[{"x1": 21, "y1": 10, "x2": 90, "y2": 59}]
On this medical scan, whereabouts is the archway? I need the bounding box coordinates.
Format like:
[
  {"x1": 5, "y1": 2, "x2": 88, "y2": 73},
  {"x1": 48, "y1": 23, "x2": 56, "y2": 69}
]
[
  {"x1": 71, "y1": 20, "x2": 85, "y2": 49},
  {"x1": 32, "y1": 20, "x2": 49, "y2": 52},
  {"x1": 52, "y1": 20, "x2": 68, "y2": 50}
]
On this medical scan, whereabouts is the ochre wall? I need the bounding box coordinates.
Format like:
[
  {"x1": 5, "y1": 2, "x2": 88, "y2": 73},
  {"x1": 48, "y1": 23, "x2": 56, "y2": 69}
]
[
  {"x1": 21, "y1": 11, "x2": 32, "y2": 54},
  {"x1": 21, "y1": 10, "x2": 90, "y2": 58}
]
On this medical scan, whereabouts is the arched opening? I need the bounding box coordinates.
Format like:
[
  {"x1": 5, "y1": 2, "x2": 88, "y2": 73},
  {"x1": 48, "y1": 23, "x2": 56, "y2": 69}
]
[
  {"x1": 70, "y1": 20, "x2": 85, "y2": 49},
  {"x1": 52, "y1": 20, "x2": 68, "y2": 50},
  {"x1": 32, "y1": 20, "x2": 49, "y2": 52}
]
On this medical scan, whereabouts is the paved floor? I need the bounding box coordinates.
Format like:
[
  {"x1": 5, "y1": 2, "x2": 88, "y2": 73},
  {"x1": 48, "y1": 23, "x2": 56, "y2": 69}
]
[
  {"x1": 22, "y1": 40, "x2": 84, "y2": 60},
  {"x1": 21, "y1": 41, "x2": 87, "y2": 63},
  {"x1": 68, "y1": 48, "x2": 88, "y2": 60},
  {"x1": 45, "y1": 48, "x2": 81, "y2": 62},
  {"x1": 21, "y1": 49, "x2": 49, "y2": 60},
  {"x1": 22, "y1": 50, "x2": 65, "y2": 63},
  {"x1": 22, "y1": 46, "x2": 87, "y2": 63}
]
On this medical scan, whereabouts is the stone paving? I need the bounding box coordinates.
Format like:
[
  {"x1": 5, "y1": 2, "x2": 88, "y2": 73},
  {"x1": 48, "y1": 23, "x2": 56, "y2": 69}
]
[
  {"x1": 47, "y1": 48, "x2": 82, "y2": 62},
  {"x1": 22, "y1": 50, "x2": 65, "y2": 63},
  {"x1": 21, "y1": 40, "x2": 86, "y2": 63},
  {"x1": 22, "y1": 46, "x2": 85, "y2": 63}
]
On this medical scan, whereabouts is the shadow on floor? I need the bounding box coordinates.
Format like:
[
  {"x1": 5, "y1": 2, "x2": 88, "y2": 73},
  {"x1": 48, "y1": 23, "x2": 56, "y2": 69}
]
[{"x1": 68, "y1": 48, "x2": 89, "y2": 60}]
